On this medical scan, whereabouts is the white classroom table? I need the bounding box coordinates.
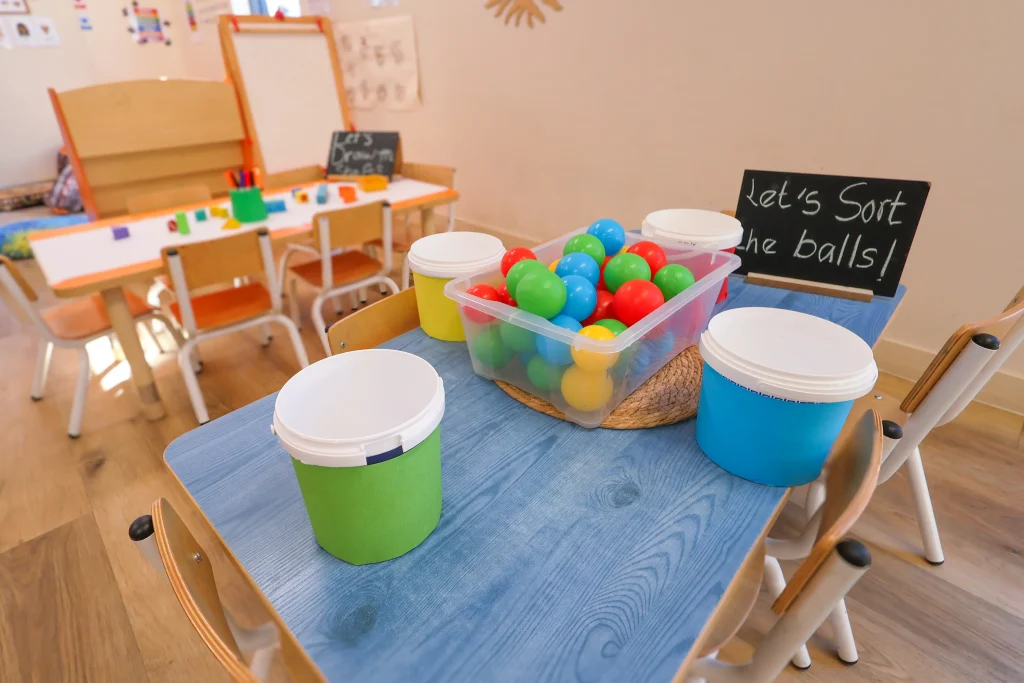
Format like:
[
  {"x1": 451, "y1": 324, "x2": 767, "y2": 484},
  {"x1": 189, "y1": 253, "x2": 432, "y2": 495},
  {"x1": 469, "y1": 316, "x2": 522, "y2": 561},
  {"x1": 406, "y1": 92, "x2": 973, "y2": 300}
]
[{"x1": 27, "y1": 178, "x2": 459, "y2": 420}]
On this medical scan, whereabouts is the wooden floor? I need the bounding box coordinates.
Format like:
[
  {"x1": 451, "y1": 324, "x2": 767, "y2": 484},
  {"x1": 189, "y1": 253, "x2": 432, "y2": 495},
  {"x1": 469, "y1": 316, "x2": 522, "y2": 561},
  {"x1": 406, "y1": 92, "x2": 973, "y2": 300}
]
[{"x1": 1, "y1": 258, "x2": 1022, "y2": 682}]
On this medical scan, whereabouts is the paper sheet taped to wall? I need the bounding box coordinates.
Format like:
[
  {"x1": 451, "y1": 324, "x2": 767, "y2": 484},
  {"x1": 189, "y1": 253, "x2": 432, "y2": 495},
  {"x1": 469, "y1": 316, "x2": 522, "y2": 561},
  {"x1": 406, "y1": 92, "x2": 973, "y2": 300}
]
[{"x1": 335, "y1": 15, "x2": 420, "y2": 111}]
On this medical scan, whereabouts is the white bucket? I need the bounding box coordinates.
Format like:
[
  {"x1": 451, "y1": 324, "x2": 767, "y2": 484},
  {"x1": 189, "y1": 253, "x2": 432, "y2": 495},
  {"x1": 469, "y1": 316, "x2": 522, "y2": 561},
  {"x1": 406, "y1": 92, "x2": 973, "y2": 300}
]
[{"x1": 642, "y1": 209, "x2": 743, "y2": 251}]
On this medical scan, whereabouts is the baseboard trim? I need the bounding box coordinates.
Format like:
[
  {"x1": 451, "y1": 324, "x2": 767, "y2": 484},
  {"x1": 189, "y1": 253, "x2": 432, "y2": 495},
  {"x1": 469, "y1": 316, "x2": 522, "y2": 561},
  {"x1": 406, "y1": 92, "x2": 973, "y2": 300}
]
[{"x1": 874, "y1": 338, "x2": 1024, "y2": 415}]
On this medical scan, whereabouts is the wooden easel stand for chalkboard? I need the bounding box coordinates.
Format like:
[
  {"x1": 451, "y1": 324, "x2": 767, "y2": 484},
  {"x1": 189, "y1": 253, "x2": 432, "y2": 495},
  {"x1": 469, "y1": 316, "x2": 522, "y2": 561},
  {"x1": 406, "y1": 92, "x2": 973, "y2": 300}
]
[{"x1": 746, "y1": 273, "x2": 874, "y2": 302}]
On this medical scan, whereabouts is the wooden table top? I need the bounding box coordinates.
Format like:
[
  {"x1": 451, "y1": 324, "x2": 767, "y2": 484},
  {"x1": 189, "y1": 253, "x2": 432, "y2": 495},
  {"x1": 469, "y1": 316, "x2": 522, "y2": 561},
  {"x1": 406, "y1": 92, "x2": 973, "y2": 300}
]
[{"x1": 164, "y1": 278, "x2": 904, "y2": 682}]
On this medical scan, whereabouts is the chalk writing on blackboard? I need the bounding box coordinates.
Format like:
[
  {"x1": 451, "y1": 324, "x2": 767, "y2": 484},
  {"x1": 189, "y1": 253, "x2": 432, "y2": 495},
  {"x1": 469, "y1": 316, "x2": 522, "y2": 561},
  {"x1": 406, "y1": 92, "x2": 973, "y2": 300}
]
[{"x1": 326, "y1": 131, "x2": 400, "y2": 178}]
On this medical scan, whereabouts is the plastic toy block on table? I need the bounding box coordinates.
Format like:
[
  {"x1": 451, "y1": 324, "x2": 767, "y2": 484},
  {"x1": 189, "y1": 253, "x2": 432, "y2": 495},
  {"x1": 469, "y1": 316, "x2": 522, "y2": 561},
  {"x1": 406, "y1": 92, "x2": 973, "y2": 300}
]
[
  {"x1": 264, "y1": 199, "x2": 287, "y2": 213},
  {"x1": 175, "y1": 212, "x2": 191, "y2": 235},
  {"x1": 357, "y1": 175, "x2": 389, "y2": 192},
  {"x1": 195, "y1": 209, "x2": 208, "y2": 221},
  {"x1": 210, "y1": 207, "x2": 229, "y2": 218},
  {"x1": 338, "y1": 186, "x2": 357, "y2": 203},
  {"x1": 316, "y1": 184, "x2": 329, "y2": 205},
  {"x1": 112, "y1": 226, "x2": 130, "y2": 240},
  {"x1": 293, "y1": 190, "x2": 309, "y2": 203},
  {"x1": 222, "y1": 218, "x2": 241, "y2": 230}
]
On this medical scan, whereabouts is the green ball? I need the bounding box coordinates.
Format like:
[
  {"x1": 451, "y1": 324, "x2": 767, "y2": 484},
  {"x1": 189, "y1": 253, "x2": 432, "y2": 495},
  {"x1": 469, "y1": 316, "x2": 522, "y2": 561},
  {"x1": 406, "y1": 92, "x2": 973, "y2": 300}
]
[
  {"x1": 499, "y1": 321, "x2": 536, "y2": 353},
  {"x1": 505, "y1": 259, "x2": 547, "y2": 298},
  {"x1": 527, "y1": 354, "x2": 566, "y2": 391},
  {"x1": 603, "y1": 253, "x2": 652, "y2": 293},
  {"x1": 515, "y1": 270, "x2": 567, "y2": 319},
  {"x1": 653, "y1": 264, "x2": 696, "y2": 300},
  {"x1": 472, "y1": 326, "x2": 511, "y2": 368},
  {"x1": 594, "y1": 318, "x2": 629, "y2": 336},
  {"x1": 563, "y1": 234, "x2": 606, "y2": 265}
]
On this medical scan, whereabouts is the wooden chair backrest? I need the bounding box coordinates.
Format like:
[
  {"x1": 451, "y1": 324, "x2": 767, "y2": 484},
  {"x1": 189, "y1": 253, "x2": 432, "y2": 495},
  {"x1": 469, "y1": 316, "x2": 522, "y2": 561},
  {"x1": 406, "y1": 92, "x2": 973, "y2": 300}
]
[
  {"x1": 315, "y1": 201, "x2": 387, "y2": 253},
  {"x1": 0, "y1": 255, "x2": 38, "y2": 302},
  {"x1": 126, "y1": 184, "x2": 213, "y2": 215},
  {"x1": 772, "y1": 409, "x2": 882, "y2": 615},
  {"x1": 401, "y1": 163, "x2": 455, "y2": 189},
  {"x1": 327, "y1": 288, "x2": 419, "y2": 355},
  {"x1": 151, "y1": 498, "x2": 256, "y2": 682},
  {"x1": 50, "y1": 80, "x2": 245, "y2": 219},
  {"x1": 901, "y1": 283, "x2": 1024, "y2": 413},
  {"x1": 161, "y1": 230, "x2": 268, "y2": 292}
]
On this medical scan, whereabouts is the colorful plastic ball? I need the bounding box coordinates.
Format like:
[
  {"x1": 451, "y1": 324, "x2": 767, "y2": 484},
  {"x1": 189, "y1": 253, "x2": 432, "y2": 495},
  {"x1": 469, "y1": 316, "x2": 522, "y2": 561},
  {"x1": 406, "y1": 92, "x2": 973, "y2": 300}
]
[
  {"x1": 627, "y1": 241, "x2": 668, "y2": 275},
  {"x1": 548, "y1": 259, "x2": 560, "y2": 272},
  {"x1": 561, "y1": 366, "x2": 613, "y2": 412},
  {"x1": 562, "y1": 233, "x2": 606, "y2": 265},
  {"x1": 516, "y1": 270, "x2": 567, "y2": 319},
  {"x1": 612, "y1": 279, "x2": 665, "y2": 326},
  {"x1": 472, "y1": 326, "x2": 511, "y2": 368},
  {"x1": 536, "y1": 314, "x2": 581, "y2": 365},
  {"x1": 559, "y1": 275, "x2": 598, "y2": 322},
  {"x1": 597, "y1": 256, "x2": 612, "y2": 290},
  {"x1": 527, "y1": 354, "x2": 566, "y2": 392},
  {"x1": 505, "y1": 259, "x2": 548, "y2": 299},
  {"x1": 603, "y1": 253, "x2": 652, "y2": 293},
  {"x1": 495, "y1": 282, "x2": 516, "y2": 306},
  {"x1": 594, "y1": 318, "x2": 628, "y2": 336},
  {"x1": 653, "y1": 264, "x2": 696, "y2": 300},
  {"x1": 501, "y1": 247, "x2": 537, "y2": 277},
  {"x1": 581, "y1": 290, "x2": 615, "y2": 326},
  {"x1": 572, "y1": 325, "x2": 619, "y2": 372},
  {"x1": 645, "y1": 329, "x2": 676, "y2": 359},
  {"x1": 587, "y1": 218, "x2": 626, "y2": 257},
  {"x1": 463, "y1": 284, "x2": 501, "y2": 324},
  {"x1": 499, "y1": 321, "x2": 536, "y2": 353},
  {"x1": 555, "y1": 251, "x2": 600, "y2": 286}
]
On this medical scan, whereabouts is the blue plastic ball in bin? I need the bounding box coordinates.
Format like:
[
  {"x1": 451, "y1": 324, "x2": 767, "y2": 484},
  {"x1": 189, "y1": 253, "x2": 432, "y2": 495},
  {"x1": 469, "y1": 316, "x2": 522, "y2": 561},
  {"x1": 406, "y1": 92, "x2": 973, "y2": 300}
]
[{"x1": 695, "y1": 307, "x2": 878, "y2": 487}]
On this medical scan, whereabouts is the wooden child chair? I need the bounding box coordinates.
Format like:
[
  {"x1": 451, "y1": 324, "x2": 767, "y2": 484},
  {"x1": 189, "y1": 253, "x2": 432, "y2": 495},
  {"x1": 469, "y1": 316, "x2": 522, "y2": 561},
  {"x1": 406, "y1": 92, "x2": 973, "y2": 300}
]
[
  {"x1": 682, "y1": 410, "x2": 884, "y2": 682},
  {"x1": 284, "y1": 202, "x2": 400, "y2": 356},
  {"x1": 0, "y1": 255, "x2": 181, "y2": 437},
  {"x1": 326, "y1": 287, "x2": 420, "y2": 356},
  {"x1": 162, "y1": 228, "x2": 309, "y2": 424},
  {"x1": 129, "y1": 499, "x2": 323, "y2": 682}
]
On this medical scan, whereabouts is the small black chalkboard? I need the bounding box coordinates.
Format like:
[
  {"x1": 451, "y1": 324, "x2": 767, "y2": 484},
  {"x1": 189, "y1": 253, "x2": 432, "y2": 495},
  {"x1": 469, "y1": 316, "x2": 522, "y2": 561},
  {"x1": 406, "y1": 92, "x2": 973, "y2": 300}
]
[
  {"x1": 326, "y1": 131, "x2": 401, "y2": 179},
  {"x1": 734, "y1": 170, "x2": 930, "y2": 297}
]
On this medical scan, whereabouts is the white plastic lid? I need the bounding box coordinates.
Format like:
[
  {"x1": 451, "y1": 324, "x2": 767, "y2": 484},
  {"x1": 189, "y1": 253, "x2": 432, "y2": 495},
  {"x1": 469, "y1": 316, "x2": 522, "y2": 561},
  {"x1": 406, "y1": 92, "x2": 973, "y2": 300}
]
[
  {"x1": 406, "y1": 231, "x2": 505, "y2": 279},
  {"x1": 642, "y1": 209, "x2": 744, "y2": 251},
  {"x1": 272, "y1": 349, "x2": 445, "y2": 467},
  {"x1": 699, "y1": 307, "x2": 877, "y2": 403}
]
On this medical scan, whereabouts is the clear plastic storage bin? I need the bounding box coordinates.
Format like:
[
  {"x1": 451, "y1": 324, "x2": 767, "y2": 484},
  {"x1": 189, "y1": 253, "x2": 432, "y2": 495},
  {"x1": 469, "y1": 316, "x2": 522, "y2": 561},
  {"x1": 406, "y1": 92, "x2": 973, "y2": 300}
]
[{"x1": 444, "y1": 228, "x2": 741, "y2": 428}]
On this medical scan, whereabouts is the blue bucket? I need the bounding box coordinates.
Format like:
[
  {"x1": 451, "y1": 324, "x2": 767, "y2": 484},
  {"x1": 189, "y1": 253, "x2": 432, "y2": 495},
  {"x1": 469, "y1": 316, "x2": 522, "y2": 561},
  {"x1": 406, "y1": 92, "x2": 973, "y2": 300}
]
[{"x1": 696, "y1": 308, "x2": 877, "y2": 487}]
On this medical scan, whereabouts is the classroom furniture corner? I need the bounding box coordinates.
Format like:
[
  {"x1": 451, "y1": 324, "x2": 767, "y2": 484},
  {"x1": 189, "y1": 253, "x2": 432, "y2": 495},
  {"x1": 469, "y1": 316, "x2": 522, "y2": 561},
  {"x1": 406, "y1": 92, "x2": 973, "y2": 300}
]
[{"x1": 48, "y1": 79, "x2": 246, "y2": 220}]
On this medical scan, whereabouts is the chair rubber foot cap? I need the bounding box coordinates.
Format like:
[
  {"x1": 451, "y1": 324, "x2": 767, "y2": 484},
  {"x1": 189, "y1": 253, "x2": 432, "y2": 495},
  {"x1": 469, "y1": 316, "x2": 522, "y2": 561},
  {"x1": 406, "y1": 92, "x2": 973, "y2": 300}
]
[
  {"x1": 839, "y1": 657, "x2": 858, "y2": 666},
  {"x1": 926, "y1": 558, "x2": 944, "y2": 566},
  {"x1": 68, "y1": 433, "x2": 80, "y2": 439},
  {"x1": 31, "y1": 395, "x2": 42, "y2": 402},
  {"x1": 792, "y1": 662, "x2": 811, "y2": 670},
  {"x1": 199, "y1": 420, "x2": 210, "y2": 426}
]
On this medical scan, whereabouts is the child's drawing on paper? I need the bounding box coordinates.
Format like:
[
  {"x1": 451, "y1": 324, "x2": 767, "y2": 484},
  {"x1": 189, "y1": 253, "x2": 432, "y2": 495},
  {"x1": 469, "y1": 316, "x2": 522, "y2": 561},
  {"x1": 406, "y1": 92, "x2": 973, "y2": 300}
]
[{"x1": 336, "y1": 16, "x2": 420, "y2": 111}]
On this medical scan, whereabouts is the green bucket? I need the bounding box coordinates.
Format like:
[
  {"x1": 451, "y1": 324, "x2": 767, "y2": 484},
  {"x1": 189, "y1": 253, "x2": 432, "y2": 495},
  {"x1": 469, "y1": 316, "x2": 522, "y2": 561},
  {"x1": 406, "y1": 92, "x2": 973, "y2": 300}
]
[{"x1": 273, "y1": 350, "x2": 445, "y2": 565}]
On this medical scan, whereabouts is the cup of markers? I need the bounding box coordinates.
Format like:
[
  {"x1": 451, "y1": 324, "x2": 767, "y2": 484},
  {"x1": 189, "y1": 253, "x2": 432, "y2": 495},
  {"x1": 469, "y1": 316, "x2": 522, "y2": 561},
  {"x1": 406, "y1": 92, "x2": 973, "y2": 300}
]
[{"x1": 227, "y1": 169, "x2": 267, "y2": 223}]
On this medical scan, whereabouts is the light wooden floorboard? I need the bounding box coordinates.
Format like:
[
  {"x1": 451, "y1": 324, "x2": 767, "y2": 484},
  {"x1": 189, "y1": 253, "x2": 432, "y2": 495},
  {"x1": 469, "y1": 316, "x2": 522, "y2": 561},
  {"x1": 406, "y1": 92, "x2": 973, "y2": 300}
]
[{"x1": 0, "y1": 253, "x2": 1022, "y2": 681}]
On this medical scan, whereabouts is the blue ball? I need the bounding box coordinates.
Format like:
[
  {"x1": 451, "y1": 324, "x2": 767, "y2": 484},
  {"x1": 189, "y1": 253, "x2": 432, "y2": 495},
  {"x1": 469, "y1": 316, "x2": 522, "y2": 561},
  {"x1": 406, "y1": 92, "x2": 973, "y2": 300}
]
[
  {"x1": 555, "y1": 251, "x2": 600, "y2": 286},
  {"x1": 559, "y1": 275, "x2": 598, "y2": 322},
  {"x1": 536, "y1": 314, "x2": 582, "y2": 365},
  {"x1": 587, "y1": 218, "x2": 626, "y2": 256}
]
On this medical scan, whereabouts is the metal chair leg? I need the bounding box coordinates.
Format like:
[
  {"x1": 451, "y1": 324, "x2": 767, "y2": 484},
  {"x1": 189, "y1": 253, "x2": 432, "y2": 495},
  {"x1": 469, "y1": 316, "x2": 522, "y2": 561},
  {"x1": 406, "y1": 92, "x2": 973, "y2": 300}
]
[
  {"x1": 31, "y1": 339, "x2": 53, "y2": 400},
  {"x1": 68, "y1": 348, "x2": 90, "y2": 438}
]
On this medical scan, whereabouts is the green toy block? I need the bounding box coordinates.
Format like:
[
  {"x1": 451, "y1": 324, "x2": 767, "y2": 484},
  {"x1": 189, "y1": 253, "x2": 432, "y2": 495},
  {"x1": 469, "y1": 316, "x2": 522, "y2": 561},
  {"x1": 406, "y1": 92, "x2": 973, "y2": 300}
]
[{"x1": 175, "y1": 211, "x2": 191, "y2": 235}]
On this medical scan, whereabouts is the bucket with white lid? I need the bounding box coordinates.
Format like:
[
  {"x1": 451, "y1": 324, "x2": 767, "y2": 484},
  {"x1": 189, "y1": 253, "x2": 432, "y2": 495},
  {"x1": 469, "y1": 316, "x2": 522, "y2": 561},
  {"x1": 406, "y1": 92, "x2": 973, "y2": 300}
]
[
  {"x1": 642, "y1": 209, "x2": 744, "y2": 302},
  {"x1": 696, "y1": 307, "x2": 877, "y2": 486},
  {"x1": 273, "y1": 349, "x2": 445, "y2": 564},
  {"x1": 407, "y1": 231, "x2": 505, "y2": 342}
]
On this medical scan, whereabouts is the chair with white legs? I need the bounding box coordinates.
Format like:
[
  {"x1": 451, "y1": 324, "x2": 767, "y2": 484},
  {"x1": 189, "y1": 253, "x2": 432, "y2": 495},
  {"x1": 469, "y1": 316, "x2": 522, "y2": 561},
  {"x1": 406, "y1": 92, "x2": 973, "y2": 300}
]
[
  {"x1": 129, "y1": 498, "x2": 322, "y2": 682},
  {"x1": 285, "y1": 201, "x2": 400, "y2": 356},
  {"x1": 163, "y1": 228, "x2": 309, "y2": 424},
  {"x1": 682, "y1": 410, "x2": 883, "y2": 683},
  {"x1": 0, "y1": 255, "x2": 181, "y2": 438}
]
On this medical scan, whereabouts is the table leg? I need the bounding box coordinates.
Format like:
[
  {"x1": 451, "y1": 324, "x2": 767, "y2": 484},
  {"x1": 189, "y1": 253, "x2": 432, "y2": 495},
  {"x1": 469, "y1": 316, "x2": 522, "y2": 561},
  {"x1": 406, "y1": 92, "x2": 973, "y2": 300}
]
[
  {"x1": 420, "y1": 207, "x2": 436, "y2": 236},
  {"x1": 101, "y1": 287, "x2": 166, "y2": 420}
]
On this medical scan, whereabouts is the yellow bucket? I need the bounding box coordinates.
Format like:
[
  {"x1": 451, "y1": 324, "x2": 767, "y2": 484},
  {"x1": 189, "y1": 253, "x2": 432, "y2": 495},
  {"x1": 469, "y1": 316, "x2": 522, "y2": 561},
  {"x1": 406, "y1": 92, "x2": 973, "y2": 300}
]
[{"x1": 407, "y1": 232, "x2": 505, "y2": 342}]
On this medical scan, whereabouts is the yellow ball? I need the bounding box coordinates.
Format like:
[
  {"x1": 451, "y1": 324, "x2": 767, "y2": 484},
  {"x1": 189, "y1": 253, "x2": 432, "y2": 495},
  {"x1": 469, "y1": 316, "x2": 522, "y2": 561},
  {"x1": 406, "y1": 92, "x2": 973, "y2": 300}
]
[
  {"x1": 548, "y1": 259, "x2": 560, "y2": 272},
  {"x1": 561, "y1": 365, "x2": 614, "y2": 412},
  {"x1": 617, "y1": 246, "x2": 629, "y2": 255},
  {"x1": 571, "y1": 325, "x2": 619, "y2": 371}
]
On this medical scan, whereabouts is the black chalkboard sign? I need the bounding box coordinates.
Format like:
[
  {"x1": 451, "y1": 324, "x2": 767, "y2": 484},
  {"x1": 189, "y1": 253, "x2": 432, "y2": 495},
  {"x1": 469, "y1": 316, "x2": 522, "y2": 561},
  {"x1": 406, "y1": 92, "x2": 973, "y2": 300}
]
[
  {"x1": 326, "y1": 131, "x2": 401, "y2": 179},
  {"x1": 734, "y1": 170, "x2": 930, "y2": 297}
]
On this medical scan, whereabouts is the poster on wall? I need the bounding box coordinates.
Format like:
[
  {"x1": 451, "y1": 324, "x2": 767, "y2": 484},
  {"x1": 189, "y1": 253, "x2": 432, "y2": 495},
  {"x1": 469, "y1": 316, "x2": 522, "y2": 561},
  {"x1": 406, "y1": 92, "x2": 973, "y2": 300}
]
[
  {"x1": 335, "y1": 15, "x2": 420, "y2": 111},
  {"x1": 123, "y1": 3, "x2": 172, "y2": 45},
  {"x1": 0, "y1": 0, "x2": 29, "y2": 15},
  {"x1": 4, "y1": 15, "x2": 36, "y2": 45},
  {"x1": 31, "y1": 15, "x2": 60, "y2": 45},
  {"x1": 191, "y1": 0, "x2": 230, "y2": 27},
  {"x1": 0, "y1": 18, "x2": 11, "y2": 48}
]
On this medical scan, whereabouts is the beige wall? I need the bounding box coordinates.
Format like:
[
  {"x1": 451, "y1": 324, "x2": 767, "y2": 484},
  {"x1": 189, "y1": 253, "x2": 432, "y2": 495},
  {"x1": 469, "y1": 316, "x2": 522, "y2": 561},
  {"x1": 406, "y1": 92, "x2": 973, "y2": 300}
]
[{"x1": 327, "y1": 0, "x2": 1023, "y2": 409}]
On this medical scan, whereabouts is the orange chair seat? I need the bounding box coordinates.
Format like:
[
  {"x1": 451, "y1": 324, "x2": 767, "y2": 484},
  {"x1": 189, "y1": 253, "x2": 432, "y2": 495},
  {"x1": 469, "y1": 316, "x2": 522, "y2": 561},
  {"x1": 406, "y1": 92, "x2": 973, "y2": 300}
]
[
  {"x1": 289, "y1": 251, "x2": 383, "y2": 288},
  {"x1": 43, "y1": 291, "x2": 154, "y2": 341},
  {"x1": 170, "y1": 282, "x2": 273, "y2": 331},
  {"x1": 364, "y1": 237, "x2": 411, "y2": 254}
]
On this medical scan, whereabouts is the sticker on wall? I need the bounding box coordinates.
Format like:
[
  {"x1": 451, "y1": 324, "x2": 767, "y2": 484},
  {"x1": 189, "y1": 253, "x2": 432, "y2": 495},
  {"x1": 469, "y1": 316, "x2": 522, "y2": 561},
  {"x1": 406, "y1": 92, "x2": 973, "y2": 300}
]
[
  {"x1": 124, "y1": 1, "x2": 172, "y2": 46},
  {"x1": 336, "y1": 15, "x2": 420, "y2": 111},
  {"x1": 77, "y1": 12, "x2": 92, "y2": 29},
  {"x1": 191, "y1": 0, "x2": 230, "y2": 28},
  {"x1": 484, "y1": 0, "x2": 562, "y2": 28},
  {"x1": 31, "y1": 15, "x2": 60, "y2": 45},
  {"x1": 0, "y1": 18, "x2": 11, "y2": 48},
  {"x1": 73, "y1": 0, "x2": 87, "y2": 9},
  {"x1": 0, "y1": 0, "x2": 30, "y2": 15},
  {"x1": 5, "y1": 15, "x2": 36, "y2": 45}
]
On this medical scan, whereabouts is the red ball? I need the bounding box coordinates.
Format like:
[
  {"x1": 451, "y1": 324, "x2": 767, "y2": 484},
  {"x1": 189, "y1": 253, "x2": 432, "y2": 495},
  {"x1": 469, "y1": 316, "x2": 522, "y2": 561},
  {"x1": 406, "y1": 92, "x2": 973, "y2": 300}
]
[
  {"x1": 495, "y1": 282, "x2": 517, "y2": 307},
  {"x1": 463, "y1": 284, "x2": 501, "y2": 324},
  {"x1": 500, "y1": 247, "x2": 537, "y2": 278},
  {"x1": 597, "y1": 256, "x2": 612, "y2": 291},
  {"x1": 627, "y1": 241, "x2": 668, "y2": 275},
  {"x1": 582, "y1": 289, "x2": 615, "y2": 326},
  {"x1": 613, "y1": 280, "x2": 665, "y2": 327}
]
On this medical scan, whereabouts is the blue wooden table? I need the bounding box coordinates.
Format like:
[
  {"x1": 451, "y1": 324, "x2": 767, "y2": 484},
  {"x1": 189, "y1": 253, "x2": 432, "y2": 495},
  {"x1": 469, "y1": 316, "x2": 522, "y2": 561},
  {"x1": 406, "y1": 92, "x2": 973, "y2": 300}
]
[{"x1": 165, "y1": 276, "x2": 904, "y2": 683}]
